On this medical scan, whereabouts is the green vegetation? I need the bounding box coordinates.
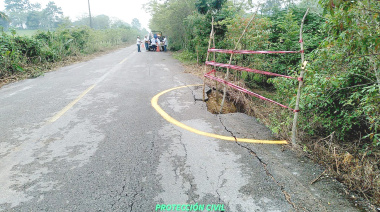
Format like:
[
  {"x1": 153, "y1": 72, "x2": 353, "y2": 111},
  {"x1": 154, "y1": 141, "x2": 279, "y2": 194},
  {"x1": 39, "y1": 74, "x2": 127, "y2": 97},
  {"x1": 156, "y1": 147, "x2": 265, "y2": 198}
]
[
  {"x1": 147, "y1": 0, "x2": 380, "y2": 206},
  {"x1": 0, "y1": 0, "x2": 148, "y2": 82},
  {"x1": 148, "y1": 0, "x2": 379, "y2": 148},
  {"x1": 9, "y1": 29, "x2": 38, "y2": 37},
  {"x1": 0, "y1": 26, "x2": 142, "y2": 79},
  {"x1": 1, "y1": 0, "x2": 149, "y2": 33}
]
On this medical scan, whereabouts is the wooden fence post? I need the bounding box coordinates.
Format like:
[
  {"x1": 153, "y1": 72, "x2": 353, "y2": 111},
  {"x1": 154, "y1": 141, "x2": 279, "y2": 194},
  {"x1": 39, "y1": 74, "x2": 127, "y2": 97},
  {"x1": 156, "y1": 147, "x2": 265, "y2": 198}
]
[
  {"x1": 291, "y1": 8, "x2": 309, "y2": 145},
  {"x1": 219, "y1": 12, "x2": 257, "y2": 113},
  {"x1": 203, "y1": 17, "x2": 215, "y2": 101},
  {"x1": 213, "y1": 30, "x2": 218, "y2": 102}
]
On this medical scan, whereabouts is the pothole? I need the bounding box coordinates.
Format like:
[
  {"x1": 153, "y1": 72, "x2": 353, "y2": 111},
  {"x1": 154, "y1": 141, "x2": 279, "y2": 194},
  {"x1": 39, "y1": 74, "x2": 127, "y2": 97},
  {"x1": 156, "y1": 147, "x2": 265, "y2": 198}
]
[{"x1": 206, "y1": 88, "x2": 245, "y2": 114}]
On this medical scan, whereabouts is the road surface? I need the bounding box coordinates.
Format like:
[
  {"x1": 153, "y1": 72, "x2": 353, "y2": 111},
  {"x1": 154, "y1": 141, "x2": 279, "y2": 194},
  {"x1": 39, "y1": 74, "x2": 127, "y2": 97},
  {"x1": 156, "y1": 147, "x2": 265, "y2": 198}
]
[{"x1": 0, "y1": 45, "x2": 360, "y2": 211}]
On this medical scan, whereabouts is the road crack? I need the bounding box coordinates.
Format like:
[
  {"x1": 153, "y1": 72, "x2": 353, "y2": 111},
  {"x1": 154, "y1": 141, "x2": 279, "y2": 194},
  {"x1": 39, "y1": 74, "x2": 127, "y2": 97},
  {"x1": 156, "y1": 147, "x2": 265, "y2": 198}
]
[
  {"x1": 129, "y1": 190, "x2": 139, "y2": 212},
  {"x1": 217, "y1": 115, "x2": 302, "y2": 211},
  {"x1": 111, "y1": 181, "x2": 127, "y2": 209},
  {"x1": 174, "y1": 128, "x2": 199, "y2": 204},
  {"x1": 185, "y1": 84, "x2": 205, "y2": 102},
  {"x1": 216, "y1": 170, "x2": 226, "y2": 204}
]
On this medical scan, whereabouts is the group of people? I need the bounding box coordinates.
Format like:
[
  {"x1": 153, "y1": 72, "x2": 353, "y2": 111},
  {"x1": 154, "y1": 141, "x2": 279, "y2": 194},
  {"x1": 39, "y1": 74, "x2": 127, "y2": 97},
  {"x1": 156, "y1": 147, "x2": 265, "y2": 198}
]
[{"x1": 136, "y1": 35, "x2": 167, "y2": 52}]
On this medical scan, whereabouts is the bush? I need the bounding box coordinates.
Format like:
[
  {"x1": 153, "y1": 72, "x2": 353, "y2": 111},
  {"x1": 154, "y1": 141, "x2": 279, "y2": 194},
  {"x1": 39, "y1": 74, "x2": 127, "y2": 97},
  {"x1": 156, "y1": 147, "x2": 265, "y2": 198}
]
[{"x1": 0, "y1": 26, "x2": 140, "y2": 78}]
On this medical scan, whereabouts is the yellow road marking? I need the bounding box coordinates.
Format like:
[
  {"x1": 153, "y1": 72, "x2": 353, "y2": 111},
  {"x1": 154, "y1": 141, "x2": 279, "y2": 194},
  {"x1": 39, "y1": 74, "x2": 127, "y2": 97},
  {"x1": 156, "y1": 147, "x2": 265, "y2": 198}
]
[
  {"x1": 48, "y1": 84, "x2": 96, "y2": 123},
  {"x1": 48, "y1": 56, "x2": 128, "y2": 123},
  {"x1": 119, "y1": 57, "x2": 128, "y2": 65},
  {"x1": 151, "y1": 85, "x2": 288, "y2": 144}
]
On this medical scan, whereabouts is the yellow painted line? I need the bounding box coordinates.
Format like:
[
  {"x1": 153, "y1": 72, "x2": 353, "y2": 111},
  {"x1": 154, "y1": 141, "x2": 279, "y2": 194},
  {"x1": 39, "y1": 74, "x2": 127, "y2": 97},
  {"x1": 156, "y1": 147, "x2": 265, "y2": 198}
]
[
  {"x1": 48, "y1": 84, "x2": 96, "y2": 123},
  {"x1": 119, "y1": 57, "x2": 128, "y2": 65},
  {"x1": 48, "y1": 55, "x2": 128, "y2": 123},
  {"x1": 151, "y1": 85, "x2": 288, "y2": 144}
]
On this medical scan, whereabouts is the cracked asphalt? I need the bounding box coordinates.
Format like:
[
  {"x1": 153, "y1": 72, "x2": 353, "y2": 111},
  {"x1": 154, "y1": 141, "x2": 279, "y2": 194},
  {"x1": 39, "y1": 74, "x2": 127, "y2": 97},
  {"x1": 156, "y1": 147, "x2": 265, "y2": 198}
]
[{"x1": 0, "y1": 45, "x2": 361, "y2": 211}]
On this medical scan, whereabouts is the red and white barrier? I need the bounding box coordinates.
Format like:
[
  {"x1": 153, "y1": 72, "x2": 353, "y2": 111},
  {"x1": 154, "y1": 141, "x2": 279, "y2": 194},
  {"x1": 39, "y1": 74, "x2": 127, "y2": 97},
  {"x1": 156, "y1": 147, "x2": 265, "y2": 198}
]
[
  {"x1": 207, "y1": 48, "x2": 303, "y2": 54},
  {"x1": 205, "y1": 48, "x2": 304, "y2": 113},
  {"x1": 205, "y1": 61, "x2": 303, "y2": 81},
  {"x1": 204, "y1": 70, "x2": 299, "y2": 112}
]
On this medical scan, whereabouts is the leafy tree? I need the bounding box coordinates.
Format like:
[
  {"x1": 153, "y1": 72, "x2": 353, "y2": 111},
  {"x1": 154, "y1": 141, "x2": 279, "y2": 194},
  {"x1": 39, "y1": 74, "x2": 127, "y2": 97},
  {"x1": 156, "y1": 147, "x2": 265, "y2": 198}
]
[
  {"x1": 93, "y1": 15, "x2": 110, "y2": 29},
  {"x1": 73, "y1": 15, "x2": 91, "y2": 27},
  {"x1": 26, "y1": 11, "x2": 41, "y2": 29},
  {"x1": 0, "y1": 11, "x2": 10, "y2": 21},
  {"x1": 58, "y1": 17, "x2": 73, "y2": 28},
  {"x1": 0, "y1": 11, "x2": 10, "y2": 30},
  {"x1": 195, "y1": 0, "x2": 226, "y2": 14},
  {"x1": 41, "y1": 1, "x2": 63, "y2": 29},
  {"x1": 304, "y1": 0, "x2": 380, "y2": 145},
  {"x1": 141, "y1": 28, "x2": 149, "y2": 36},
  {"x1": 26, "y1": 2, "x2": 41, "y2": 12},
  {"x1": 111, "y1": 19, "x2": 130, "y2": 28},
  {"x1": 131, "y1": 18, "x2": 141, "y2": 29},
  {"x1": 146, "y1": 0, "x2": 198, "y2": 50},
  {"x1": 298, "y1": 0, "x2": 322, "y2": 14},
  {"x1": 4, "y1": 0, "x2": 30, "y2": 29},
  {"x1": 260, "y1": 0, "x2": 281, "y2": 15}
]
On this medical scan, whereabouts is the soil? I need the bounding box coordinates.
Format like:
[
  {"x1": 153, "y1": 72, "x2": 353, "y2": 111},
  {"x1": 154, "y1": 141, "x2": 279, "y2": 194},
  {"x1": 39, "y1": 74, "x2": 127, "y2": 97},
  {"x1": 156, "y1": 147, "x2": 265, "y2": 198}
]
[{"x1": 206, "y1": 88, "x2": 237, "y2": 114}]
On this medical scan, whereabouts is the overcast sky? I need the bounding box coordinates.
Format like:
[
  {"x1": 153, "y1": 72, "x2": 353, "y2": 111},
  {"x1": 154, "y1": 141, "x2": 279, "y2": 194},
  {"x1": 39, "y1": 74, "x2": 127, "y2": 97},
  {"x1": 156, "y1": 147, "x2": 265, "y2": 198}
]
[{"x1": 0, "y1": 0, "x2": 152, "y2": 29}]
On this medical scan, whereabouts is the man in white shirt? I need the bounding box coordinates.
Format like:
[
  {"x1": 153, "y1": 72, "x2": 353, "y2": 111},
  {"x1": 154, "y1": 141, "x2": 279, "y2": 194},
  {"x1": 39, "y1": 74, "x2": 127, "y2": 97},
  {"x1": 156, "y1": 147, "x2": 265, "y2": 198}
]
[
  {"x1": 163, "y1": 36, "x2": 168, "y2": 52},
  {"x1": 136, "y1": 36, "x2": 142, "y2": 52},
  {"x1": 150, "y1": 37, "x2": 157, "y2": 51},
  {"x1": 144, "y1": 36, "x2": 149, "y2": 51}
]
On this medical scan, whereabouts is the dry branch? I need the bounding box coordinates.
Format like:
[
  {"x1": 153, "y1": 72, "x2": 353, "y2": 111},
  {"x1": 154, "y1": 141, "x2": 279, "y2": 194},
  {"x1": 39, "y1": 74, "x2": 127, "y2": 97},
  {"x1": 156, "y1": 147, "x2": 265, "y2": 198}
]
[
  {"x1": 203, "y1": 17, "x2": 215, "y2": 101},
  {"x1": 291, "y1": 8, "x2": 310, "y2": 145},
  {"x1": 219, "y1": 11, "x2": 258, "y2": 113}
]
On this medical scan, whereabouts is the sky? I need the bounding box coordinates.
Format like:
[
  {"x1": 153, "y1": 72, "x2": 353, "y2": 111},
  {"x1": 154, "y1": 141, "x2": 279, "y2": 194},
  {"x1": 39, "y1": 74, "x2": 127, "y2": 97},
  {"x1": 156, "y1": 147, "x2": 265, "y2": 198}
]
[{"x1": 0, "y1": 0, "x2": 152, "y2": 30}]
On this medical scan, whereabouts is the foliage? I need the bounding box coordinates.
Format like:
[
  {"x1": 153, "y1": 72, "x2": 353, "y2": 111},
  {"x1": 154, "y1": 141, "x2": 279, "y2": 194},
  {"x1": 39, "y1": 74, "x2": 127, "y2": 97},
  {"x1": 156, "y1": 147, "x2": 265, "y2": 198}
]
[
  {"x1": 300, "y1": 0, "x2": 379, "y2": 146},
  {"x1": 145, "y1": 0, "x2": 197, "y2": 50},
  {"x1": 4, "y1": 0, "x2": 29, "y2": 29},
  {"x1": 0, "y1": 26, "x2": 140, "y2": 78},
  {"x1": 26, "y1": 11, "x2": 41, "y2": 29},
  {"x1": 148, "y1": 0, "x2": 379, "y2": 149},
  {"x1": 0, "y1": 11, "x2": 10, "y2": 30},
  {"x1": 0, "y1": 11, "x2": 10, "y2": 22},
  {"x1": 131, "y1": 18, "x2": 141, "y2": 30},
  {"x1": 195, "y1": 0, "x2": 227, "y2": 14},
  {"x1": 40, "y1": 1, "x2": 64, "y2": 29},
  {"x1": 4, "y1": 0, "x2": 65, "y2": 30}
]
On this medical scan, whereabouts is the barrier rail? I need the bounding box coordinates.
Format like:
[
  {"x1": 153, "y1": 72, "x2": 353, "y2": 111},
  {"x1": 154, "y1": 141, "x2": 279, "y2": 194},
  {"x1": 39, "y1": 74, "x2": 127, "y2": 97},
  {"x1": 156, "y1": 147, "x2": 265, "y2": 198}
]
[
  {"x1": 204, "y1": 70, "x2": 299, "y2": 112},
  {"x1": 204, "y1": 51, "x2": 303, "y2": 113},
  {"x1": 207, "y1": 48, "x2": 303, "y2": 54},
  {"x1": 205, "y1": 61, "x2": 302, "y2": 80},
  {"x1": 203, "y1": 9, "x2": 309, "y2": 144}
]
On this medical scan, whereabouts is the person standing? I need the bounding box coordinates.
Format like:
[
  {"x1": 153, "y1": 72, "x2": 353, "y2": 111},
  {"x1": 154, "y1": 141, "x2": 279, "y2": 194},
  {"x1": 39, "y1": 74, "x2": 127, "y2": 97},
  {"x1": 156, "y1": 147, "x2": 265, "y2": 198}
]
[
  {"x1": 156, "y1": 38, "x2": 160, "y2": 51},
  {"x1": 163, "y1": 36, "x2": 168, "y2": 52},
  {"x1": 144, "y1": 36, "x2": 149, "y2": 51},
  {"x1": 150, "y1": 37, "x2": 157, "y2": 51},
  {"x1": 136, "y1": 36, "x2": 142, "y2": 52}
]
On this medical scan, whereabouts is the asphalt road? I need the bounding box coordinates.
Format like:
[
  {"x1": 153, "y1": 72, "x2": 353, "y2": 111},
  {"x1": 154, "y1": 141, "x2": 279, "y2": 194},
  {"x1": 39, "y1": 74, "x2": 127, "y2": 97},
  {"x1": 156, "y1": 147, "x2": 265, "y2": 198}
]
[{"x1": 0, "y1": 45, "x2": 361, "y2": 211}]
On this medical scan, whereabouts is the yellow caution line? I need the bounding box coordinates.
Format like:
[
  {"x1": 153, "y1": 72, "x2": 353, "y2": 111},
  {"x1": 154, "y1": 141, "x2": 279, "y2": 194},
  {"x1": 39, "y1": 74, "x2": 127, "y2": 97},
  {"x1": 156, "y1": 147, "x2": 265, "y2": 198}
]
[
  {"x1": 151, "y1": 84, "x2": 288, "y2": 144},
  {"x1": 48, "y1": 84, "x2": 96, "y2": 123}
]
